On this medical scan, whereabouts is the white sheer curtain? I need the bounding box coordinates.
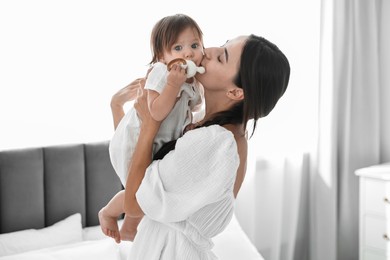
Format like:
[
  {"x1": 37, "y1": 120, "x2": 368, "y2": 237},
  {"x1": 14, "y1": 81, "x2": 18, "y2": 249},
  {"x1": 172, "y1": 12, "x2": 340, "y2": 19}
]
[
  {"x1": 237, "y1": 153, "x2": 311, "y2": 260},
  {"x1": 313, "y1": 1, "x2": 390, "y2": 260},
  {"x1": 236, "y1": 1, "x2": 390, "y2": 260},
  {"x1": 233, "y1": 1, "x2": 320, "y2": 259},
  {"x1": 234, "y1": 1, "x2": 320, "y2": 258}
]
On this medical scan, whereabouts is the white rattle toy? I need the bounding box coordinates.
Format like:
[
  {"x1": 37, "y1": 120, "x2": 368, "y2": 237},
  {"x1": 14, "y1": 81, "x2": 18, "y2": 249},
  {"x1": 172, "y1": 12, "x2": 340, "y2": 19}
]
[{"x1": 167, "y1": 58, "x2": 206, "y2": 78}]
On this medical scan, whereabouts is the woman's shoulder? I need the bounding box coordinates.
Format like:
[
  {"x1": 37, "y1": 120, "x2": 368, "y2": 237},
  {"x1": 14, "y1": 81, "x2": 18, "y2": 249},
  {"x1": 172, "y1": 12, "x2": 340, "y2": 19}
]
[
  {"x1": 171, "y1": 125, "x2": 239, "y2": 179},
  {"x1": 221, "y1": 124, "x2": 248, "y2": 159},
  {"x1": 186, "y1": 124, "x2": 234, "y2": 140},
  {"x1": 178, "y1": 125, "x2": 238, "y2": 155},
  {"x1": 182, "y1": 124, "x2": 245, "y2": 142}
]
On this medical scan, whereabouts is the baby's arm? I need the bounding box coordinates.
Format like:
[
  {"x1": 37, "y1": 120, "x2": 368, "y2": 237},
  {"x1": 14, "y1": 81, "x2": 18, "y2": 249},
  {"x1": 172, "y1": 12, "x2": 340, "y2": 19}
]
[{"x1": 148, "y1": 64, "x2": 187, "y2": 121}]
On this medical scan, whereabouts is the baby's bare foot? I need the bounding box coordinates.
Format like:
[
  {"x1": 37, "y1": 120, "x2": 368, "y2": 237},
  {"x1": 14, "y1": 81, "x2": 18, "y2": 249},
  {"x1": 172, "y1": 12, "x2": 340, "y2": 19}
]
[{"x1": 98, "y1": 208, "x2": 121, "y2": 243}]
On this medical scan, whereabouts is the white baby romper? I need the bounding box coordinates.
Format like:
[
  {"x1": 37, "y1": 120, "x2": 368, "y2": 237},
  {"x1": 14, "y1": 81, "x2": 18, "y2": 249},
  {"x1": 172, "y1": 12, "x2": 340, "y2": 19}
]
[{"x1": 109, "y1": 62, "x2": 203, "y2": 186}]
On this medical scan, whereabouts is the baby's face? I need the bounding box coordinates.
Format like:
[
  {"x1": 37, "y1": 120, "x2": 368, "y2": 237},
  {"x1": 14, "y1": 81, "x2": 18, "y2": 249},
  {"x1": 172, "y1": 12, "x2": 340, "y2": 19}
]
[{"x1": 161, "y1": 27, "x2": 204, "y2": 67}]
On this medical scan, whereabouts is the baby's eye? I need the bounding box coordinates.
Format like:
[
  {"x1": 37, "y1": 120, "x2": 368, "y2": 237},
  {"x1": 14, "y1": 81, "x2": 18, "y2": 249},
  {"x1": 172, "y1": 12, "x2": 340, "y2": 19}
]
[
  {"x1": 174, "y1": 45, "x2": 182, "y2": 51},
  {"x1": 191, "y1": 43, "x2": 199, "y2": 49}
]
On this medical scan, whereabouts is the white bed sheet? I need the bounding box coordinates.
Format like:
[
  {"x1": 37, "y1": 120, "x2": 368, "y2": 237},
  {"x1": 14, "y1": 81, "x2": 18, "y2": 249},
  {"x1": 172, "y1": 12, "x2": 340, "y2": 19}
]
[
  {"x1": 0, "y1": 214, "x2": 264, "y2": 260},
  {"x1": 0, "y1": 239, "x2": 121, "y2": 260},
  {"x1": 213, "y1": 214, "x2": 264, "y2": 260}
]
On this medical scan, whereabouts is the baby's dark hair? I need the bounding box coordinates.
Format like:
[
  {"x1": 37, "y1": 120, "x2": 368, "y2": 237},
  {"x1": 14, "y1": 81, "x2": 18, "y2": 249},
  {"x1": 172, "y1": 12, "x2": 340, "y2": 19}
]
[{"x1": 149, "y1": 14, "x2": 203, "y2": 65}]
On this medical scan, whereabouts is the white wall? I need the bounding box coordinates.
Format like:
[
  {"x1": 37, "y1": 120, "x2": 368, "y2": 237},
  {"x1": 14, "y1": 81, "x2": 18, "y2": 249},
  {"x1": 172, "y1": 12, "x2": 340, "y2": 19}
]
[{"x1": 0, "y1": 0, "x2": 319, "y2": 153}]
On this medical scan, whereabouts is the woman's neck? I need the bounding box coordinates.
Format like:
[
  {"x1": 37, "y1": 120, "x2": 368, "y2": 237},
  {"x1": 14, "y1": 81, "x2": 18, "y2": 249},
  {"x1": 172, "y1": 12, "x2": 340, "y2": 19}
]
[{"x1": 202, "y1": 89, "x2": 237, "y2": 122}]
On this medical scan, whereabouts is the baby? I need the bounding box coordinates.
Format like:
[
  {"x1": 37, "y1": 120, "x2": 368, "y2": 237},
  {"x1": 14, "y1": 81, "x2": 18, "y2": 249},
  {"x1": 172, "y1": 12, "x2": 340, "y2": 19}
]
[{"x1": 99, "y1": 13, "x2": 205, "y2": 243}]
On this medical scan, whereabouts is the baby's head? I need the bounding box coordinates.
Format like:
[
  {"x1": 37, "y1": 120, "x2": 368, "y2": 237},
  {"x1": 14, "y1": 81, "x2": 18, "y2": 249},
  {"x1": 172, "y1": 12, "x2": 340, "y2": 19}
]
[{"x1": 149, "y1": 14, "x2": 204, "y2": 67}]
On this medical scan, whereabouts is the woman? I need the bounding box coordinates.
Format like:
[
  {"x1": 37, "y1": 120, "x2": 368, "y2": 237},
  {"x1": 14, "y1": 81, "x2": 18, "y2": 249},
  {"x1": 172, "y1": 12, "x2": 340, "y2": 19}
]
[{"x1": 114, "y1": 34, "x2": 290, "y2": 259}]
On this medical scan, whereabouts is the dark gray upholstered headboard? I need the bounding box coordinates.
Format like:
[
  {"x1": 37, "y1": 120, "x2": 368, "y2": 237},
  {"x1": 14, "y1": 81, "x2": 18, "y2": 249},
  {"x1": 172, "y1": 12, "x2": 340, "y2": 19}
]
[{"x1": 0, "y1": 141, "x2": 122, "y2": 234}]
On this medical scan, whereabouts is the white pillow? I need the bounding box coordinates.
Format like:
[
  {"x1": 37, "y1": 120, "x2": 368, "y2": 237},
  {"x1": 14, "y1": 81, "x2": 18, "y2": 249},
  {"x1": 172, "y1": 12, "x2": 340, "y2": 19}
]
[
  {"x1": 0, "y1": 213, "x2": 83, "y2": 257},
  {"x1": 0, "y1": 238, "x2": 121, "y2": 260}
]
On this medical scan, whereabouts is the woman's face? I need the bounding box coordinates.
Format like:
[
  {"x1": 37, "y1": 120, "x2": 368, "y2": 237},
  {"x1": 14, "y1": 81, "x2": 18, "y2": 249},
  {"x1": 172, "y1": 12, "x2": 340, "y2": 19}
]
[{"x1": 195, "y1": 35, "x2": 248, "y2": 91}]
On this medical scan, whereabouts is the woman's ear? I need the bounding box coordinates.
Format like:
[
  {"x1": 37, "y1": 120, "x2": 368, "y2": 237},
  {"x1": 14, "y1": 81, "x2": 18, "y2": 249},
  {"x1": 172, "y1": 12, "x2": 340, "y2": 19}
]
[{"x1": 226, "y1": 88, "x2": 244, "y2": 101}]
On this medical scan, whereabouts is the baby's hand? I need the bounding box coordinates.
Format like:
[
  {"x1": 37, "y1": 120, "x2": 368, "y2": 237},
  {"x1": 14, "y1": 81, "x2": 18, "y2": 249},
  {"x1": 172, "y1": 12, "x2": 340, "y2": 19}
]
[{"x1": 166, "y1": 63, "x2": 187, "y2": 88}]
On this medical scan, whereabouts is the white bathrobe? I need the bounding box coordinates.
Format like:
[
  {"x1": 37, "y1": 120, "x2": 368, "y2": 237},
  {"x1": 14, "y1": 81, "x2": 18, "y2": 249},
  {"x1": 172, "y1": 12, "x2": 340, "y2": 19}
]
[{"x1": 117, "y1": 125, "x2": 239, "y2": 260}]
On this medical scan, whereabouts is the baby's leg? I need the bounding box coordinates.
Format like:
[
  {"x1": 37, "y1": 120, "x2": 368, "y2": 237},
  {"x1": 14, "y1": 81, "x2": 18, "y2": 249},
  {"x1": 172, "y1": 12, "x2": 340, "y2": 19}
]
[
  {"x1": 120, "y1": 215, "x2": 143, "y2": 242},
  {"x1": 98, "y1": 190, "x2": 125, "y2": 243}
]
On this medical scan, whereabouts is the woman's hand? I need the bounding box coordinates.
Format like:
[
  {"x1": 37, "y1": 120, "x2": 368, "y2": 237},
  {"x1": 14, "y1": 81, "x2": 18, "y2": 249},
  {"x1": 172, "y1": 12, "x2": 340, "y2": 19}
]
[
  {"x1": 111, "y1": 78, "x2": 146, "y2": 109},
  {"x1": 110, "y1": 78, "x2": 146, "y2": 130}
]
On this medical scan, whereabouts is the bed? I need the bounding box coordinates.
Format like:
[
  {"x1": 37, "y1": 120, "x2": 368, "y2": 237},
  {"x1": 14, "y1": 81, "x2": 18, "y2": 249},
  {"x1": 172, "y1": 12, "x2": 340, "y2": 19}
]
[{"x1": 0, "y1": 141, "x2": 264, "y2": 260}]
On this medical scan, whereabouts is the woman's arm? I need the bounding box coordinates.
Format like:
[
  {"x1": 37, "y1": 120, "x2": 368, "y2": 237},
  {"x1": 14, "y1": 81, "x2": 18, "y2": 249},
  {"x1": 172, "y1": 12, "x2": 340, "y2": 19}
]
[
  {"x1": 111, "y1": 78, "x2": 145, "y2": 129},
  {"x1": 123, "y1": 88, "x2": 161, "y2": 217},
  {"x1": 224, "y1": 125, "x2": 248, "y2": 198}
]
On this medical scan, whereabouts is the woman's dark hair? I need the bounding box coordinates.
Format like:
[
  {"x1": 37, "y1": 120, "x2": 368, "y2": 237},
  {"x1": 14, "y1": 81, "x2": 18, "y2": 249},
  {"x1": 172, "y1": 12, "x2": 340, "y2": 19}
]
[
  {"x1": 235, "y1": 34, "x2": 290, "y2": 136},
  {"x1": 149, "y1": 14, "x2": 203, "y2": 65},
  {"x1": 153, "y1": 34, "x2": 290, "y2": 160}
]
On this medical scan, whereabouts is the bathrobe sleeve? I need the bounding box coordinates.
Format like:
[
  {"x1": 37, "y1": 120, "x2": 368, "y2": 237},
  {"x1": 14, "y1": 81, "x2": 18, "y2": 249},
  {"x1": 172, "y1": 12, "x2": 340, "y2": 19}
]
[{"x1": 135, "y1": 125, "x2": 239, "y2": 223}]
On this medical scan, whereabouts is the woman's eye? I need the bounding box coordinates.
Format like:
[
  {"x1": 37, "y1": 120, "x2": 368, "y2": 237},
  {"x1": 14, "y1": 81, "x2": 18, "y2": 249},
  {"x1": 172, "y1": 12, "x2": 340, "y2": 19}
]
[{"x1": 217, "y1": 56, "x2": 222, "y2": 62}]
